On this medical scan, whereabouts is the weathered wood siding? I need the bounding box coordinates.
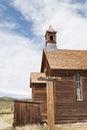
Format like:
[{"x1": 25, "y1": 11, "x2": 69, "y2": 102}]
[
  {"x1": 14, "y1": 100, "x2": 44, "y2": 126},
  {"x1": 32, "y1": 83, "x2": 47, "y2": 117},
  {"x1": 54, "y1": 75, "x2": 87, "y2": 124},
  {"x1": 32, "y1": 84, "x2": 46, "y2": 101},
  {"x1": 31, "y1": 73, "x2": 87, "y2": 124},
  {"x1": 83, "y1": 76, "x2": 87, "y2": 101}
]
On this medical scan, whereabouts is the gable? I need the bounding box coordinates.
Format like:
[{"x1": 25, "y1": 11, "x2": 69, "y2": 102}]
[{"x1": 41, "y1": 50, "x2": 51, "y2": 75}]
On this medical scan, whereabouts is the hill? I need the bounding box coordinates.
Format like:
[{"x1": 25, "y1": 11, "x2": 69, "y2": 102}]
[{"x1": 0, "y1": 96, "x2": 14, "y2": 102}]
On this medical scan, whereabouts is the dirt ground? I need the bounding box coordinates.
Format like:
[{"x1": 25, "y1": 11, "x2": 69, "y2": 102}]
[
  {"x1": 0, "y1": 114, "x2": 13, "y2": 130},
  {"x1": 56, "y1": 123, "x2": 87, "y2": 130},
  {"x1": 1, "y1": 114, "x2": 87, "y2": 130},
  {"x1": 0, "y1": 119, "x2": 12, "y2": 129},
  {"x1": 15, "y1": 123, "x2": 87, "y2": 130}
]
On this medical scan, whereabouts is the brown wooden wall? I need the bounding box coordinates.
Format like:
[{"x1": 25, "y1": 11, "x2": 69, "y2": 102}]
[
  {"x1": 14, "y1": 100, "x2": 44, "y2": 126},
  {"x1": 14, "y1": 71, "x2": 87, "y2": 126},
  {"x1": 83, "y1": 76, "x2": 87, "y2": 101},
  {"x1": 32, "y1": 83, "x2": 47, "y2": 116},
  {"x1": 31, "y1": 74, "x2": 87, "y2": 124},
  {"x1": 32, "y1": 84, "x2": 46, "y2": 101},
  {"x1": 54, "y1": 75, "x2": 87, "y2": 124}
]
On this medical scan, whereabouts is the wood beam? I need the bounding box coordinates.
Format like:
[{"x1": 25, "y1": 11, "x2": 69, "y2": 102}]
[{"x1": 47, "y1": 81, "x2": 55, "y2": 130}]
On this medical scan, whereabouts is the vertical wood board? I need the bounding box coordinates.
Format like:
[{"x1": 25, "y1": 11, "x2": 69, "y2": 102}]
[{"x1": 47, "y1": 81, "x2": 55, "y2": 130}]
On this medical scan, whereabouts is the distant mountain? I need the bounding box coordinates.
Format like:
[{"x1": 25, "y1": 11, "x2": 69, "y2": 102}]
[{"x1": 0, "y1": 96, "x2": 14, "y2": 102}]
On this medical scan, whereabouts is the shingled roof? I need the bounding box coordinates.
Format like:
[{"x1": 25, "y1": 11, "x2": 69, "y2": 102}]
[
  {"x1": 30, "y1": 72, "x2": 46, "y2": 86},
  {"x1": 43, "y1": 49, "x2": 87, "y2": 70}
]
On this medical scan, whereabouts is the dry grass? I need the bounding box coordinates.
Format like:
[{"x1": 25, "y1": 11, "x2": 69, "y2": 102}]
[
  {"x1": 3, "y1": 114, "x2": 13, "y2": 123},
  {"x1": 0, "y1": 101, "x2": 14, "y2": 130}
]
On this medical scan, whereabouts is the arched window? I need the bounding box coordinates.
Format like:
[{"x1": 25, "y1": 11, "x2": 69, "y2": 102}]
[{"x1": 76, "y1": 74, "x2": 83, "y2": 101}]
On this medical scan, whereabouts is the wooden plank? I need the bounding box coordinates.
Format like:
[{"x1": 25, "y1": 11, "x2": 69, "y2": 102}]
[{"x1": 47, "y1": 81, "x2": 55, "y2": 130}]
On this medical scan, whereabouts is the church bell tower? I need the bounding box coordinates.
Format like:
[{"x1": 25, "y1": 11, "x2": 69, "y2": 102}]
[{"x1": 45, "y1": 25, "x2": 57, "y2": 51}]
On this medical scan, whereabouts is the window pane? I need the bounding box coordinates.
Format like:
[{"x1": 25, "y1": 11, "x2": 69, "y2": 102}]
[{"x1": 76, "y1": 74, "x2": 83, "y2": 101}]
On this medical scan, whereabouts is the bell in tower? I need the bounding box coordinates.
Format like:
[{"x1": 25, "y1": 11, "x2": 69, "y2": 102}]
[{"x1": 45, "y1": 25, "x2": 57, "y2": 51}]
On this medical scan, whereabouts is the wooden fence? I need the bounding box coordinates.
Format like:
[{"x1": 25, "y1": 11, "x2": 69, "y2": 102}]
[{"x1": 14, "y1": 100, "x2": 45, "y2": 126}]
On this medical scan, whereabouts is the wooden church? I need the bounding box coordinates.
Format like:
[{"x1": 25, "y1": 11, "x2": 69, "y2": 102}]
[{"x1": 14, "y1": 26, "x2": 87, "y2": 127}]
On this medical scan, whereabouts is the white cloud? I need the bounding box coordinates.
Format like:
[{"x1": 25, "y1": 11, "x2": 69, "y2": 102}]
[
  {"x1": 11, "y1": 0, "x2": 87, "y2": 50},
  {"x1": 59, "y1": 15, "x2": 87, "y2": 49},
  {"x1": 0, "y1": 21, "x2": 17, "y2": 30},
  {"x1": 0, "y1": 30, "x2": 42, "y2": 98}
]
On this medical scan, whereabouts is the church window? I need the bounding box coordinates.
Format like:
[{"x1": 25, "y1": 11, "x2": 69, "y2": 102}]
[{"x1": 76, "y1": 74, "x2": 83, "y2": 101}]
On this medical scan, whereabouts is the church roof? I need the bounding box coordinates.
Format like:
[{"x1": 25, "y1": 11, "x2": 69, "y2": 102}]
[{"x1": 43, "y1": 49, "x2": 87, "y2": 70}]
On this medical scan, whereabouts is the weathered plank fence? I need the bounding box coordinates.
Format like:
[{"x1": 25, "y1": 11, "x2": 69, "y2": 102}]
[{"x1": 14, "y1": 100, "x2": 45, "y2": 126}]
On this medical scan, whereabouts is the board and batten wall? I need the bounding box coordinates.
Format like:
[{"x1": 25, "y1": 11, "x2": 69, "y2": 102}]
[{"x1": 14, "y1": 100, "x2": 44, "y2": 126}]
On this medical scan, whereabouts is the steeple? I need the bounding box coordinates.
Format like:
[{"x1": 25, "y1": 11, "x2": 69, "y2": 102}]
[
  {"x1": 47, "y1": 25, "x2": 55, "y2": 32},
  {"x1": 45, "y1": 25, "x2": 57, "y2": 51}
]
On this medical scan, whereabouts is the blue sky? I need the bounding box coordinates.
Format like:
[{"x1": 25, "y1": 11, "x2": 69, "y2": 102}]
[
  {"x1": 0, "y1": 0, "x2": 33, "y2": 38},
  {"x1": 0, "y1": 0, "x2": 87, "y2": 99}
]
